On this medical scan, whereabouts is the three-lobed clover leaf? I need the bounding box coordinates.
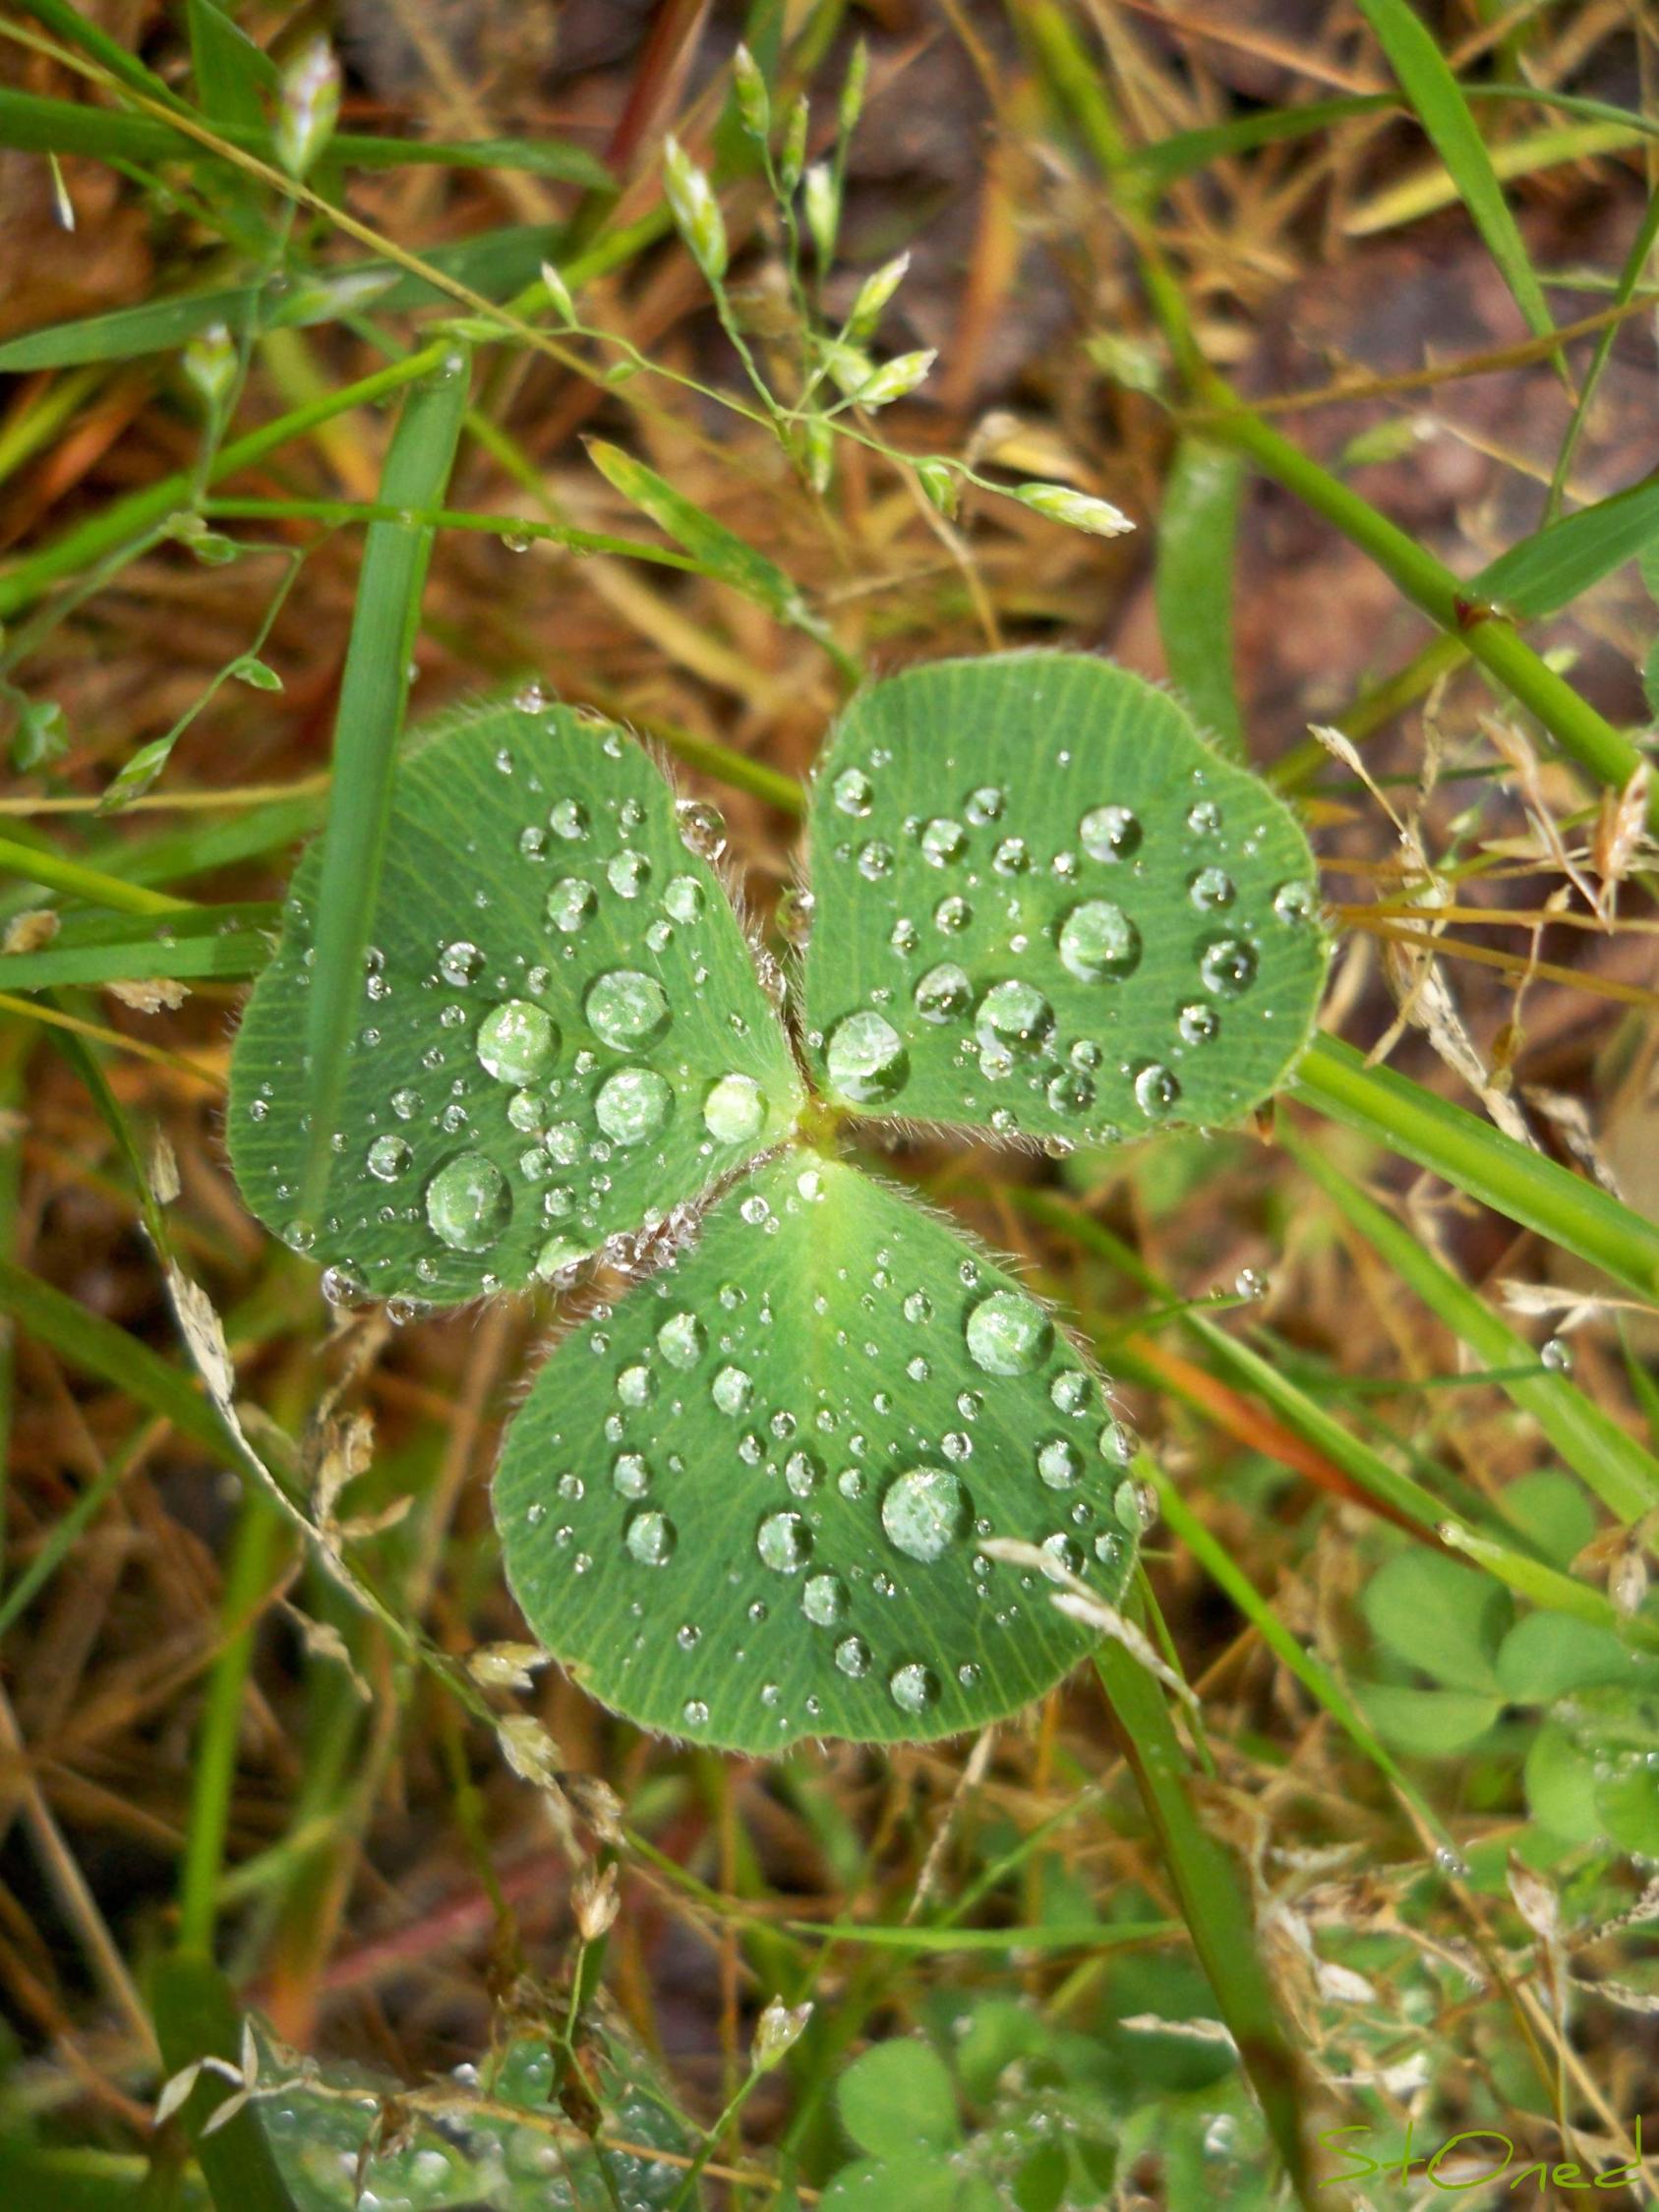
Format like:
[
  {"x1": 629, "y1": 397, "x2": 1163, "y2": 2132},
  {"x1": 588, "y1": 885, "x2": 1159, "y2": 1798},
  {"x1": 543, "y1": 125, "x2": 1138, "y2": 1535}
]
[
  {"x1": 803, "y1": 654, "x2": 1329, "y2": 1144},
  {"x1": 227, "y1": 654, "x2": 1330, "y2": 1754}
]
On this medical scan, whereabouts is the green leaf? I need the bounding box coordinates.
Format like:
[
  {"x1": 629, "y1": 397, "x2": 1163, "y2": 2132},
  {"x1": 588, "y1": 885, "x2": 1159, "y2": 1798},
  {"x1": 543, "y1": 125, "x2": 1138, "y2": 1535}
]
[
  {"x1": 1155, "y1": 438, "x2": 1247, "y2": 758},
  {"x1": 802, "y1": 654, "x2": 1328, "y2": 1146},
  {"x1": 494, "y1": 1150, "x2": 1137, "y2": 1752},
  {"x1": 228, "y1": 700, "x2": 802, "y2": 1306},
  {"x1": 151, "y1": 1954, "x2": 298, "y2": 2212},
  {"x1": 1353, "y1": 1681, "x2": 1502, "y2": 1756},
  {"x1": 1524, "y1": 1721, "x2": 1602, "y2": 1842},
  {"x1": 836, "y1": 2038, "x2": 960, "y2": 2159},
  {"x1": 1473, "y1": 471, "x2": 1659, "y2": 619},
  {"x1": 1496, "y1": 1612, "x2": 1640, "y2": 1702},
  {"x1": 1361, "y1": 1550, "x2": 1511, "y2": 1690},
  {"x1": 1351, "y1": 0, "x2": 1555, "y2": 345},
  {"x1": 821, "y1": 2155, "x2": 960, "y2": 2212},
  {"x1": 1596, "y1": 1755, "x2": 1659, "y2": 1856}
]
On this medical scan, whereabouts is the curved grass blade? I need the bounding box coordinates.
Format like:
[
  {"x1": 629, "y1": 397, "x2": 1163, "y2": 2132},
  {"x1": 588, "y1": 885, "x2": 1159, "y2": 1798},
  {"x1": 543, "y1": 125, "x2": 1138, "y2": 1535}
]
[
  {"x1": 1295, "y1": 1034, "x2": 1659, "y2": 1302},
  {"x1": 1473, "y1": 468, "x2": 1659, "y2": 619},
  {"x1": 1155, "y1": 437, "x2": 1247, "y2": 758},
  {"x1": 294, "y1": 349, "x2": 469, "y2": 1225},
  {"x1": 1351, "y1": 0, "x2": 1556, "y2": 347}
]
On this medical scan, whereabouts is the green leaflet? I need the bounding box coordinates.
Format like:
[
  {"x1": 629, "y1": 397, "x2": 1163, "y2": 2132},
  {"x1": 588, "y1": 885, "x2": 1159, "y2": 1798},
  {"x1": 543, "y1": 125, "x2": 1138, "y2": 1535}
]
[
  {"x1": 496, "y1": 1151, "x2": 1137, "y2": 1751},
  {"x1": 802, "y1": 655, "x2": 1328, "y2": 1145},
  {"x1": 227, "y1": 699, "x2": 803, "y2": 1306}
]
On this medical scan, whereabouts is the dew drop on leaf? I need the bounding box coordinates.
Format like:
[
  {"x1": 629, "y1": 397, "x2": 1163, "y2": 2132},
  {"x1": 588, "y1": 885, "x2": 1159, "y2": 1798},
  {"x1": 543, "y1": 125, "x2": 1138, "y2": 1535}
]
[
  {"x1": 366, "y1": 1134, "x2": 411, "y2": 1181},
  {"x1": 832, "y1": 767, "x2": 873, "y2": 816},
  {"x1": 549, "y1": 798, "x2": 589, "y2": 842},
  {"x1": 919, "y1": 817, "x2": 966, "y2": 865},
  {"x1": 1133, "y1": 1062, "x2": 1181, "y2": 1118},
  {"x1": 534, "y1": 1234, "x2": 589, "y2": 1280},
  {"x1": 1273, "y1": 880, "x2": 1318, "y2": 925},
  {"x1": 965, "y1": 785, "x2": 1004, "y2": 824},
  {"x1": 664, "y1": 873, "x2": 705, "y2": 925},
  {"x1": 1079, "y1": 804, "x2": 1142, "y2": 862},
  {"x1": 964, "y1": 1289, "x2": 1052, "y2": 1375},
  {"x1": 824, "y1": 1010, "x2": 910, "y2": 1103},
  {"x1": 974, "y1": 980, "x2": 1054, "y2": 1059},
  {"x1": 1198, "y1": 936, "x2": 1258, "y2": 998},
  {"x1": 1177, "y1": 1002, "x2": 1220, "y2": 1046},
  {"x1": 608, "y1": 848, "x2": 651, "y2": 899},
  {"x1": 426, "y1": 1155, "x2": 511, "y2": 1252},
  {"x1": 756, "y1": 1509, "x2": 812, "y2": 1573},
  {"x1": 702, "y1": 1073, "x2": 766, "y2": 1143},
  {"x1": 585, "y1": 968, "x2": 672, "y2": 1048},
  {"x1": 881, "y1": 1466, "x2": 969, "y2": 1562},
  {"x1": 546, "y1": 877, "x2": 596, "y2": 934},
  {"x1": 888, "y1": 1660, "x2": 939, "y2": 1715},
  {"x1": 1056, "y1": 900, "x2": 1141, "y2": 982},
  {"x1": 595, "y1": 1066, "x2": 674, "y2": 1145},
  {"x1": 612, "y1": 1450, "x2": 651, "y2": 1498},
  {"x1": 913, "y1": 962, "x2": 973, "y2": 1024},
  {"x1": 802, "y1": 1572, "x2": 849, "y2": 1625},
  {"x1": 1037, "y1": 1437, "x2": 1084, "y2": 1489},
  {"x1": 657, "y1": 1310, "x2": 705, "y2": 1368},
  {"x1": 835, "y1": 1635, "x2": 871, "y2": 1677},
  {"x1": 1188, "y1": 866, "x2": 1235, "y2": 912},
  {"x1": 624, "y1": 1507, "x2": 676, "y2": 1565},
  {"x1": 438, "y1": 940, "x2": 484, "y2": 986},
  {"x1": 477, "y1": 999, "x2": 559, "y2": 1083},
  {"x1": 712, "y1": 1365, "x2": 753, "y2": 1415}
]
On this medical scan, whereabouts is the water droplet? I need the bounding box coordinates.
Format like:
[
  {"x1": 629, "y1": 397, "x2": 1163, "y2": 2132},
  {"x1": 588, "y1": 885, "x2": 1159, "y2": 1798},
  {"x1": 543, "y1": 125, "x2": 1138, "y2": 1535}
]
[
  {"x1": 1046, "y1": 1069, "x2": 1095, "y2": 1117},
  {"x1": 366, "y1": 1134, "x2": 411, "y2": 1181},
  {"x1": 903, "y1": 1291, "x2": 933, "y2": 1324},
  {"x1": 857, "y1": 839, "x2": 894, "y2": 879},
  {"x1": 975, "y1": 980, "x2": 1054, "y2": 1058},
  {"x1": 703, "y1": 1073, "x2": 766, "y2": 1143},
  {"x1": 920, "y1": 817, "x2": 966, "y2": 866},
  {"x1": 1133, "y1": 1062, "x2": 1181, "y2": 1118},
  {"x1": 1188, "y1": 866, "x2": 1235, "y2": 912},
  {"x1": 785, "y1": 1449, "x2": 823, "y2": 1497},
  {"x1": 1079, "y1": 805, "x2": 1142, "y2": 862},
  {"x1": 913, "y1": 962, "x2": 973, "y2": 1024},
  {"x1": 518, "y1": 826, "x2": 548, "y2": 860},
  {"x1": 549, "y1": 798, "x2": 589, "y2": 842},
  {"x1": 664, "y1": 873, "x2": 705, "y2": 925},
  {"x1": 712, "y1": 1365, "x2": 753, "y2": 1415},
  {"x1": 624, "y1": 1507, "x2": 676, "y2": 1565},
  {"x1": 1177, "y1": 1001, "x2": 1219, "y2": 1045},
  {"x1": 835, "y1": 1635, "x2": 871, "y2": 1677},
  {"x1": 1037, "y1": 1437, "x2": 1084, "y2": 1489},
  {"x1": 1198, "y1": 936, "x2": 1258, "y2": 998},
  {"x1": 1273, "y1": 880, "x2": 1318, "y2": 925},
  {"x1": 1186, "y1": 799, "x2": 1221, "y2": 836},
  {"x1": 676, "y1": 798, "x2": 726, "y2": 856},
  {"x1": 888, "y1": 1660, "x2": 938, "y2": 1715},
  {"x1": 682, "y1": 1699, "x2": 710, "y2": 1726},
  {"x1": 595, "y1": 1066, "x2": 673, "y2": 1145},
  {"x1": 657, "y1": 1310, "x2": 705, "y2": 1368},
  {"x1": 1234, "y1": 1266, "x2": 1268, "y2": 1301},
  {"x1": 1541, "y1": 1336, "x2": 1572, "y2": 1372},
  {"x1": 613, "y1": 1450, "x2": 651, "y2": 1498},
  {"x1": 586, "y1": 968, "x2": 671, "y2": 1049},
  {"x1": 802, "y1": 1572, "x2": 848, "y2": 1626},
  {"x1": 933, "y1": 894, "x2": 973, "y2": 932},
  {"x1": 965, "y1": 785, "x2": 1004, "y2": 824},
  {"x1": 534, "y1": 1234, "x2": 589, "y2": 1280},
  {"x1": 756, "y1": 1509, "x2": 812, "y2": 1574},
  {"x1": 832, "y1": 768, "x2": 873, "y2": 816},
  {"x1": 824, "y1": 1010, "x2": 910, "y2": 1103},
  {"x1": 617, "y1": 1363, "x2": 655, "y2": 1408},
  {"x1": 991, "y1": 836, "x2": 1029, "y2": 876},
  {"x1": 426, "y1": 1155, "x2": 510, "y2": 1252},
  {"x1": 1056, "y1": 900, "x2": 1141, "y2": 982},
  {"x1": 965, "y1": 1289, "x2": 1052, "y2": 1375},
  {"x1": 477, "y1": 999, "x2": 558, "y2": 1084},
  {"x1": 881, "y1": 1467, "x2": 969, "y2": 1562},
  {"x1": 1115, "y1": 1478, "x2": 1156, "y2": 1533},
  {"x1": 439, "y1": 940, "x2": 484, "y2": 986}
]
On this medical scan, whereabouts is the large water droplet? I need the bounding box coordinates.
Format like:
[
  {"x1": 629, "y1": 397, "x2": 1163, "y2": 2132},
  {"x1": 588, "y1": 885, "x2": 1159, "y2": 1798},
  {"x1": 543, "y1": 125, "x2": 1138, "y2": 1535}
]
[
  {"x1": 889, "y1": 1660, "x2": 939, "y2": 1715},
  {"x1": 1188, "y1": 866, "x2": 1235, "y2": 912},
  {"x1": 1177, "y1": 1001, "x2": 1219, "y2": 1045},
  {"x1": 802, "y1": 1572, "x2": 849, "y2": 1625},
  {"x1": 835, "y1": 1635, "x2": 871, "y2": 1677},
  {"x1": 920, "y1": 817, "x2": 966, "y2": 866},
  {"x1": 824, "y1": 1010, "x2": 910, "y2": 1103},
  {"x1": 1037, "y1": 1436, "x2": 1084, "y2": 1489},
  {"x1": 965, "y1": 1289, "x2": 1052, "y2": 1375},
  {"x1": 425, "y1": 1155, "x2": 510, "y2": 1252},
  {"x1": 702, "y1": 1073, "x2": 766, "y2": 1143},
  {"x1": 549, "y1": 798, "x2": 589, "y2": 842},
  {"x1": 535, "y1": 1234, "x2": 590, "y2": 1280},
  {"x1": 1133, "y1": 1062, "x2": 1181, "y2": 1118},
  {"x1": 624, "y1": 1507, "x2": 676, "y2": 1565},
  {"x1": 608, "y1": 848, "x2": 651, "y2": 899},
  {"x1": 477, "y1": 999, "x2": 558, "y2": 1084},
  {"x1": 712, "y1": 1364, "x2": 753, "y2": 1415},
  {"x1": 1198, "y1": 936, "x2": 1258, "y2": 998},
  {"x1": 657, "y1": 1310, "x2": 705, "y2": 1368},
  {"x1": 439, "y1": 940, "x2": 484, "y2": 986},
  {"x1": 913, "y1": 962, "x2": 972, "y2": 1024},
  {"x1": 366, "y1": 1134, "x2": 411, "y2": 1181},
  {"x1": 664, "y1": 873, "x2": 705, "y2": 925},
  {"x1": 881, "y1": 1466, "x2": 969, "y2": 1562},
  {"x1": 965, "y1": 785, "x2": 1004, "y2": 824},
  {"x1": 1056, "y1": 900, "x2": 1141, "y2": 982},
  {"x1": 613, "y1": 1450, "x2": 652, "y2": 1498},
  {"x1": 756, "y1": 1509, "x2": 812, "y2": 1574},
  {"x1": 586, "y1": 968, "x2": 671, "y2": 1048},
  {"x1": 1273, "y1": 880, "x2": 1318, "y2": 925},
  {"x1": 546, "y1": 877, "x2": 596, "y2": 934},
  {"x1": 1079, "y1": 805, "x2": 1142, "y2": 862},
  {"x1": 595, "y1": 1066, "x2": 673, "y2": 1145},
  {"x1": 974, "y1": 980, "x2": 1054, "y2": 1058}
]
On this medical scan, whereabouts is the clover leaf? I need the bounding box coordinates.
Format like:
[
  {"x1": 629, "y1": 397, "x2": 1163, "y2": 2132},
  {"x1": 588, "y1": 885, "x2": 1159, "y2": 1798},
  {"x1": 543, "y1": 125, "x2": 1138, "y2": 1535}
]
[{"x1": 227, "y1": 653, "x2": 1331, "y2": 1751}]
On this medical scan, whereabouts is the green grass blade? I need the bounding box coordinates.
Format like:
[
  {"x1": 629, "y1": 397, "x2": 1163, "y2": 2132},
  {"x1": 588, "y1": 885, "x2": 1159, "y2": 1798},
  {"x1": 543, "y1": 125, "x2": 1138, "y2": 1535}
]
[
  {"x1": 1128, "y1": 95, "x2": 1392, "y2": 190},
  {"x1": 0, "y1": 830, "x2": 192, "y2": 916},
  {"x1": 1283, "y1": 1124, "x2": 1659, "y2": 1526},
  {"x1": 1295, "y1": 1033, "x2": 1659, "y2": 1301},
  {"x1": 1094, "y1": 1614, "x2": 1316, "y2": 2208},
  {"x1": 1548, "y1": 192, "x2": 1659, "y2": 514},
  {"x1": 1351, "y1": 0, "x2": 1556, "y2": 345},
  {"x1": 1154, "y1": 437, "x2": 1247, "y2": 758},
  {"x1": 1473, "y1": 468, "x2": 1659, "y2": 618},
  {"x1": 12, "y1": 0, "x2": 182, "y2": 108},
  {"x1": 151, "y1": 1952, "x2": 298, "y2": 2212},
  {"x1": 0, "y1": 1256, "x2": 233, "y2": 1456},
  {"x1": 785, "y1": 1919, "x2": 1178, "y2": 1951},
  {"x1": 186, "y1": 0, "x2": 277, "y2": 121},
  {"x1": 0, "y1": 928, "x2": 270, "y2": 993},
  {"x1": 294, "y1": 350, "x2": 469, "y2": 1223}
]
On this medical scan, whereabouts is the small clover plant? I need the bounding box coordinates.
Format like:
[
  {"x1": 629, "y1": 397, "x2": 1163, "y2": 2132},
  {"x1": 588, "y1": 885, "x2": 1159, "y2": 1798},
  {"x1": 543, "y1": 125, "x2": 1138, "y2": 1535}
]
[{"x1": 228, "y1": 653, "x2": 1329, "y2": 1753}]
